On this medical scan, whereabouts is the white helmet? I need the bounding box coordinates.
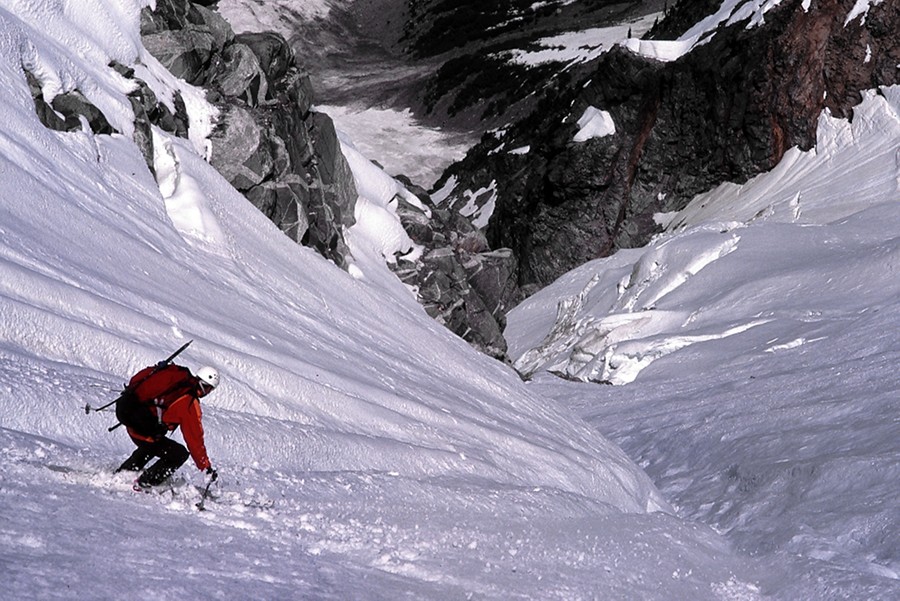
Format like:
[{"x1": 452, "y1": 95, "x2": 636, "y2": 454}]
[{"x1": 196, "y1": 366, "x2": 220, "y2": 390}]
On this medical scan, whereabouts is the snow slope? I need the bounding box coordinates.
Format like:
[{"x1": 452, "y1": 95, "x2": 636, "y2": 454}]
[
  {"x1": 0, "y1": 0, "x2": 768, "y2": 598},
  {"x1": 507, "y1": 87, "x2": 900, "y2": 598}
]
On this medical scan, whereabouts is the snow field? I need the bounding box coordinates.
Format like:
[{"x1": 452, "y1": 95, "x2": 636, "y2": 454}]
[{"x1": 508, "y1": 86, "x2": 900, "y2": 597}]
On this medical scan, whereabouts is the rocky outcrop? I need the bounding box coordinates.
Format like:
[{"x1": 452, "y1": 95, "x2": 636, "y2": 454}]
[
  {"x1": 25, "y1": 0, "x2": 357, "y2": 268},
  {"x1": 26, "y1": 70, "x2": 116, "y2": 136},
  {"x1": 138, "y1": 0, "x2": 357, "y2": 267},
  {"x1": 437, "y1": 0, "x2": 900, "y2": 295},
  {"x1": 389, "y1": 180, "x2": 520, "y2": 360}
]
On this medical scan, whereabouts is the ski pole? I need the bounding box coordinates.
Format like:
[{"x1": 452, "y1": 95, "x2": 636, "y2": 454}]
[{"x1": 196, "y1": 475, "x2": 217, "y2": 511}]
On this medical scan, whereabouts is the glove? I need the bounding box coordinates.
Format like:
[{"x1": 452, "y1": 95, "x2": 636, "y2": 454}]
[
  {"x1": 156, "y1": 360, "x2": 168, "y2": 369},
  {"x1": 205, "y1": 467, "x2": 218, "y2": 482}
]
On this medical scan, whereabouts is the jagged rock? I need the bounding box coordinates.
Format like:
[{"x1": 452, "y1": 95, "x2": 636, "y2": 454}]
[
  {"x1": 114, "y1": 58, "x2": 191, "y2": 138},
  {"x1": 463, "y1": 249, "x2": 517, "y2": 325},
  {"x1": 245, "y1": 180, "x2": 311, "y2": 243},
  {"x1": 260, "y1": 92, "x2": 314, "y2": 176},
  {"x1": 127, "y1": 93, "x2": 155, "y2": 173},
  {"x1": 26, "y1": 61, "x2": 195, "y2": 174},
  {"x1": 308, "y1": 111, "x2": 357, "y2": 231},
  {"x1": 121, "y1": 73, "x2": 187, "y2": 172},
  {"x1": 140, "y1": 0, "x2": 228, "y2": 41},
  {"x1": 139, "y1": 0, "x2": 233, "y2": 84},
  {"x1": 206, "y1": 42, "x2": 268, "y2": 106},
  {"x1": 139, "y1": 0, "x2": 184, "y2": 33},
  {"x1": 25, "y1": 70, "x2": 115, "y2": 135},
  {"x1": 161, "y1": 92, "x2": 190, "y2": 138},
  {"x1": 389, "y1": 190, "x2": 516, "y2": 359},
  {"x1": 142, "y1": 29, "x2": 216, "y2": 84},
  {"x1": 461, "y1": 290, "x2": 505, "y2": 358},
  {"x1": 52, "y1": 91, "x2": 116, "y2": 134},
  {"x1": 281, "y1": 70, "x2": 315, "y2": 117},
  {"x1": 194, "y1": 4, "x2": 235, "y2": 51},
  {"x1": 208, "y1": 103, "x2": 275, "y2": 190},
  {"x1": 235, "y1": 32, "x2": 293, "y2": 88},
  {"x1": 26, "y1": 71, "x2": 68, "y2": 132}
]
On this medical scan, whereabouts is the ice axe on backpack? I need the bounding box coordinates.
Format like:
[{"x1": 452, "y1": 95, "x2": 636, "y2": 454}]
[{"x1": 85, "y1": 340, "x2": 193, "y2": 417}]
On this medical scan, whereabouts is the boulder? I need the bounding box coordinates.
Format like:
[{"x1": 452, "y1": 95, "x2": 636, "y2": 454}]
[
  {"x1": 194, "y1": 4, "x2": 235, "y2": 51},
  {"x1": 280, "y1": 70, "x2": 315, "y2": 117},
  {"x1": 245, "y1": 180, "x2": 311, "y2": 243},
  {"x1": 235, "y1": 32, "x2": 293, "y2": 88},
  {"x1": 141, "y1": 29, "x2": 216, "y2": 84},
  {"x1": 309, "y1": 112, "x2": 357, "y2": 230},
  {"x1": 206, "y1": 42, "x2": 268, "y2": 106},
  {"x1": 463, "y1": 249, "x2": 518, "y2": 324},
  {"x1": 208, "y1": 103, "x2": 274, "y2": 190},
  {"x1": 26, "y1": 69, "x2": 116, "y2": 136}
]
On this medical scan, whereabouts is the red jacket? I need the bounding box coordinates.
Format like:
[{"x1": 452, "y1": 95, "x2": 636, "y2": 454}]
[{"x1": 127, "y1": 392, "x2": 211, "y2": 471}]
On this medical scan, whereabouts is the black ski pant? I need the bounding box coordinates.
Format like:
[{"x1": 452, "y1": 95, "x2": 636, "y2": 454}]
[{"x1": 117, "y1": 436, "x2": 190, "y2": 486}]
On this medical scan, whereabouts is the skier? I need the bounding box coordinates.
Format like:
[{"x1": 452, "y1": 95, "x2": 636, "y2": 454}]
[{"x1": 115, "y1": 365, "x2": 219, "y2": 491}]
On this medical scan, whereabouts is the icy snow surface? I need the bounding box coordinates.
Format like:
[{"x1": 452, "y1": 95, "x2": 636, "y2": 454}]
[
  {"x1": 507, "y1": 86, "x2": 900, "y2": 597},
  {"x1": 319, "y1": 104, "x2": 470, "y2": 188},
  {"x1": 217, "y1": 0, "x2": 331, "y2": 29}
]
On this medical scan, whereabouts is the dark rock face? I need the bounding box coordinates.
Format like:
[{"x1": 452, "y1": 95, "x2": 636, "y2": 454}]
[
  {"x1": 138, "y1": 0, "x2": 357, "y2": 267},
  {"x1": 439, "y1": 0, "x2": 900, "y2": 294},
  {"x1": 397, "y1": 0, "x2": 664, "y2": 130}
]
